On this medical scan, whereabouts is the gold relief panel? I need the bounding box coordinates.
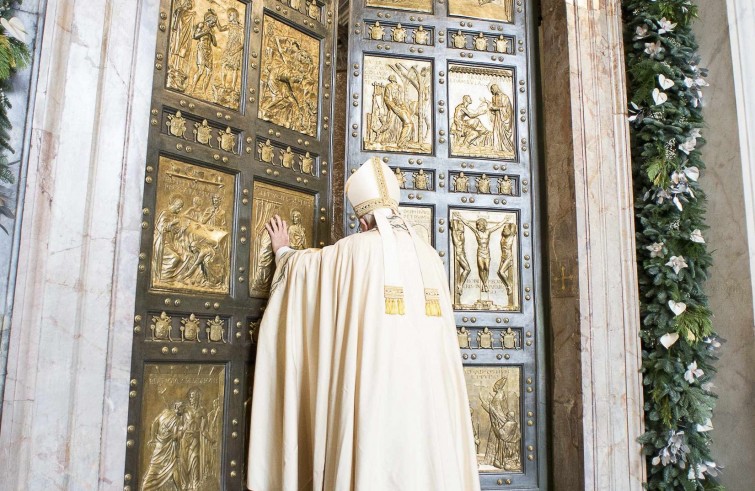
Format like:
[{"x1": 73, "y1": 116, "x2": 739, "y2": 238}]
[
  {"x1": 166, "y1": 0, "x2": 247, "y2": 111},
  {"x1": 398, "y1": 205, "x2": 433, "y2": 245},
  {"x1": 151, "y1": 156, "x2": 234, "y2": 295},
  {"x1": 448, "y1": 64, "x2": 516, "y2": 161},
  {"x1": 362, "y1": 55, "x2": 433, "y2": 155},
  {"x1": 449, "y1": 208, "x2": 519, "y2": 311},
  {"x1": 162, "y1": 109, "x2": 241, "y2": 154},
  {"x1": 365, "y1": 21, "x2": 434, "y2": 46},
  {"x1": 448, "y1": 0, "x2": 514, "y2": 23},
  {"x1": 139, "y1": 363, "x2": 226, "y2": 490},
  {"x1": 258, "y1": 15, "x2": 321, "y2": 138},
  {"x1": 256, "y1": 137, "x2": 319, "y2": 176},
  {"x1": 250, "y1": 181, "x2": 316, "y2": 297},
  {"x1": 465, "y1": 365, "x2": 523, "y2": 473},
  {"x1": 365, "y1": 0, "x2": 433, "y2": 14}
]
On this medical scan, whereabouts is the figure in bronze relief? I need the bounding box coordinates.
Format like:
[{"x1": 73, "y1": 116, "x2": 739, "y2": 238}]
[
  {"x1": 189, "y1": 10, "x2": 219, "y2": 95},
  {"x1": 453, "y1": 172, "x2": 470, "y2": 193},
  {"x1": 179, "y1": 387, "x2": 209, "y2": 489},
  {"x1": 288, "y1": 210, "x2": 307, "y2": 249},
  {"x1": 497, "y1": 222, "x2": 517, "y2": 305},
  {"x1": 452, "y1": 95, "x2": 491, "y2": 148},
  {"x1": 454, "y1": 214, "x2": 506, "y2": 293},
  {"x1": 141, "y1": 401, "x2": 184, "y2": 491},
  {"x1": 480, "y1": 376, "x2": 508, "y2": 468},
  {"x1": 217, "y1": 8, "x2": 243, "y2": 103},
  {"x1": 258, "y1": 139, "x2": 275, "y2": 163},
  {"x1": 168, "y1": 0, "x2": 196, "y2": 91},
  {"x1": 392, "y1": 23, "x2": 407, "y2": 43},
  {"x1": 495, "y1": 35, "x2": 510, "y2": 54},
  {"x1": 452, "y1": 30, "x2": 466, "y2": 49},
  {"x1": 369, "y1": 22, "x2": 385, "y2": 41},
  {"x1": 413, "y1": 169, "x2": 429, "y2": 190},
  {"x1": 299, "y1": 152, "x2": 315, "y2": 175},
  {"x1": 395, "y1": 167, "x2": 407, "y2": 188},
  {"x1": 451, "y1": 218, "x2": 471, "y2": 306},
  {"x1": 413, "y1": 25, "x2": 429, "y2": 45},
  {"x1": 384, "y1": 74, "x2": 415, "y2": 148},
  {"x1": 457, "y1": 326, "x2": 470, "y2": 348},
  {"x1": 488, "y1": 84, "x2": 515, "y2": 156},
  {"x1": 166, "y1": 111, "x2": 188, "y2": 139},
  {"x1": 474, "y1": 32, "x2": 488, "y2": 51}
]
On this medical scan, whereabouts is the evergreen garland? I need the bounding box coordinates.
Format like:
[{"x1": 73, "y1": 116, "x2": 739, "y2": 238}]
[
  {"x1": 622, "y1": 1, "x2": 723, "y2": 489},
  {"x1": 0, "y1": 0, "x2": 29, "y2": 185}
]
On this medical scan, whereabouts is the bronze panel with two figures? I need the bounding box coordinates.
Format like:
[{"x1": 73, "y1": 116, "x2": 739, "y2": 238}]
[
  {"x1": 362, "y1": 55, "x2": 433, "y2": 155},
  {"x1": 250, "y1": 181, "x2": 316, "y2": 297},
  {"x1": 139, "y1": 363, "x2": 226, "y2": 491},
  {"x1": 166, "y1": 0, "x2": 247, "y2": 111},
  {"x1": 150, "y1": 156, "x2": 235, "y2": 296},
  {"x1": 258, "y1": 15, "x2": 321, "y2": 137},
  {"x1": 450, "y1": 208, "x2": 519, "y2": 311},
  {"x1": 448, "y1": 64, "x2": 516, "y2": 161}
]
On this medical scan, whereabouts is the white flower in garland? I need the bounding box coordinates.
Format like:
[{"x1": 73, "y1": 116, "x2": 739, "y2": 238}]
[
  {"x1": 701, "y1": 381, "x2": 716, "y2": 392},
  {"x1": 644, "y1": 41, "x2": 664, "y2": 58},
  {"x1": 666, "y1": 255, "x2": 689, "y2": 274},
  {"x1": 684, "y1": 361, "x2": 704, "y2": 383},
  {"x1": 658, "y1": 74, "x2": 675, "y2": 89},
  {"x1": 646, "y1": 242, "x2": 665, "y2": 258},
  {"x1": 690, "y1": 229, "x2": 705, "y2": 243},
  {"x1": 679, "y1": 137, "x2": 697, "y2": 155},
  {"x1": 634, "y1": 25, "x2": 650, "y2": 40},
  {"x1": 673, "y1": 195, "x2": 684, "y2": 211},
  {"x1": 655, "y1": 188, "x2": 672, "y2": 205},
  {"x1": 652, "y1": 430, "x2": 690, "y2": 466},
  {"x1": 684, "y1": 165, "x2": 700, "y2": 181},
  {"x1": 696, "y1": 418, "x2": 714, "y2": 432},
  {"x1": 688, "y1": 461, "x2": 719, "y2": 480},
  {"x1": 658, "y1": 17, "x2": 677, "y2": 35}
]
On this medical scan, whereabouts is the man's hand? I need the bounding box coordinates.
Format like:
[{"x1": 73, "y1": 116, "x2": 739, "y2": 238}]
[{"x1": 265, "y1": 215, "x2": 290, "y2": 254}]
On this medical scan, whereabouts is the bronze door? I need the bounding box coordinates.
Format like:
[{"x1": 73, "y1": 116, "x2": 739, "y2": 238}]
[
  {"x1": 343, "y1": 0, "x2": 546, "y2": 488},
  {"x1": 124, "y1": 0, "x2": 337, "y2": 489}
]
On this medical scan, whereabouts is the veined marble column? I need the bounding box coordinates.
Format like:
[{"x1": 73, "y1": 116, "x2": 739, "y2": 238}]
[
  {"x1": 541, "y1": 1, "x2": 646, "y2": 489},
  {"x1": 0, "y1": 0, "x2": 157, "y2": 489}
]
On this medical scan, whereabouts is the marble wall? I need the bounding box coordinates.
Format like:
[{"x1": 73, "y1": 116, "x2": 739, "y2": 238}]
[{"x1": 695, "y1": 1, "x2": 755, "y2": 488}]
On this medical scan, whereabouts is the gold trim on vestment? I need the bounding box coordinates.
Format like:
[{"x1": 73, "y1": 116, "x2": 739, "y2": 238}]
[
  {"x1": 384, "y1": 285, "x2": 406, "y2": 315},
  {"x1": 424, "y1": 288, "x2": 442, "y2": 317}
]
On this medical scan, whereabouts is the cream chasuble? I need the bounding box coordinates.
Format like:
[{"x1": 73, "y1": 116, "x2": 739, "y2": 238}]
[{"x1": 247, "y1": 159, "x2": 480, "y2": 491}]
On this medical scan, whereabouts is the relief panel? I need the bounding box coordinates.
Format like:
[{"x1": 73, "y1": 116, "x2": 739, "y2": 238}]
[
  {"x1": 448, "y1": 30, "x2": 514, "y2": 54},
  {"x1": 449, "y1": 208, "x2": 519, "y2": 311},
  {"x1": 163, "y1": 109, "x2": 242, "y2": 155},
  {"x1": 139, "y1": 363, "x2": 226, "y2": 490},
  {"x1": 256, "y1": 137, "x2": 319, "y2": 176},
  {"x1": 465, "y1": 365, "x2": 523, "y2": 473},
  {"x1": 449, "y1": 170, "x2": 518, "y2": 196},
  {"x1": 448, "y1": 64, "x2": 516, "y2": 160},
  {"x1": 166, "y1": 0, "x2": 247, "y2": 111},
  {"x1": 362, "y1": 55, "x2": 433, "y2": 155},
  {"x1": 150, "y1": 156, "x2": 235, "y2": 295},
  {"x1": 448, "y1": 0, "x2": 514, "y2": 23},
  {"x1": 258, "y1": 15, "x2": 321, "y2": 137},
  {"x1": 398, "y1": 205, "x2": 434, "y2": 245},
  {"x1": 456, "y1": 326, "x2": 522, "y2": 350},
  {"x1": 364, "y1": 21, "x2": 434, "y2": 46},
  {"x1": 393, "y1": 167, "x2": 434, "y2": 191},
  {"x1": 364, "y1": 0, "x2": 433, "y2": 14},
  {"x1": 250, "y1": 181, "x2": 316, "y2": 297}
]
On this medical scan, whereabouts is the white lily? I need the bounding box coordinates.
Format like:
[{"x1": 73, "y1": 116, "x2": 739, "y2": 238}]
[
  {"x1": 658, "y1": 17, "x2": 677, "y2": 34},
  {"x1": 644, "y1": 41, "x2": 664, "y2": 58},
  {"x1": 684, "y1": 361, "x2": 704, "y2": 383},
  {"x1": 666, "y1": 255, "x2": 689, "y2": 274},
  {"x1": 646, "y1": 242, "x2": 665, "y2": 258}
]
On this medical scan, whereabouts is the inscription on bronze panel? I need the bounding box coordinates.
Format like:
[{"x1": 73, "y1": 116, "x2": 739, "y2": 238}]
[
  {"x1": 139, "y1": 363, "x2": 226, "y2": 491},
  {"x1": 448, "y1": 0, "x2": 514, "y2": 23},
  {"x1": 151, "y1": 156, "x2": 234, "y2": 295},
  {"x1": 398, "y1": 205, "x2": 433, "y2": 245},
  {"x1": 448, "y1": 64, "x2": 516, "y2": 160},
  {"x1": 250, "y1": 181, "x2": 316, "y2": 297},
  {"x1": 362, "y1": 55, "x2": 433, "y2": 155},
  {"x1": 166, "y1": 0, "x2": 247, "y2": 110},
  {"x1": 449, "y1": 208, "x2": 519, "y2": 311},
  {"x1": 465, "y1": 366, "x2": 522, "y2": 473},
  {"x1": 365, "y1": 0, "x2": 432, "y2": 13},
  {"x1": 258, "y1": 15, "x2": 321, "y2": 137}
]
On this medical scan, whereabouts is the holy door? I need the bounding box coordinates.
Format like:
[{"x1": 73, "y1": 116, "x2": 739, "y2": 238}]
[
  {"x1": 126, "y1": 0, "x2": 544, "y2": 489},
  {"x1": 123, "y1": 0, "x2": 337, "y2": 489},
  {"x1": 343, "y1": 0, "x2": 546, "y2": 488}
]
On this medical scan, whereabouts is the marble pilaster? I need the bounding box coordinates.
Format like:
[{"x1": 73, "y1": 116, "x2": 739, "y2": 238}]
[
  {"x1": 0, "y1": 0, "x2": 157, "y2": 489},
  {"x1": 541, "y1": 1, "x2": 646, "y2": 489}
]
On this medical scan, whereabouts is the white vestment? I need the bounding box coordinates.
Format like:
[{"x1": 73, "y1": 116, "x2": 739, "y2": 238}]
[{"x1": 247, "y1": 225, "x2": 480, "y2": 491}]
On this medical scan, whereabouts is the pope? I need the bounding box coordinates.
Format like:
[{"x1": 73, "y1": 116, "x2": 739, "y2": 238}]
[{"x1": 247, "y1": 158, "x2": 480, "y2": 491}]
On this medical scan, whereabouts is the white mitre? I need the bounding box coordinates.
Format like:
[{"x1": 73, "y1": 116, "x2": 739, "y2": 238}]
[{"x1": 345, "y1": 157, "x2": 441, "y2": 317}]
